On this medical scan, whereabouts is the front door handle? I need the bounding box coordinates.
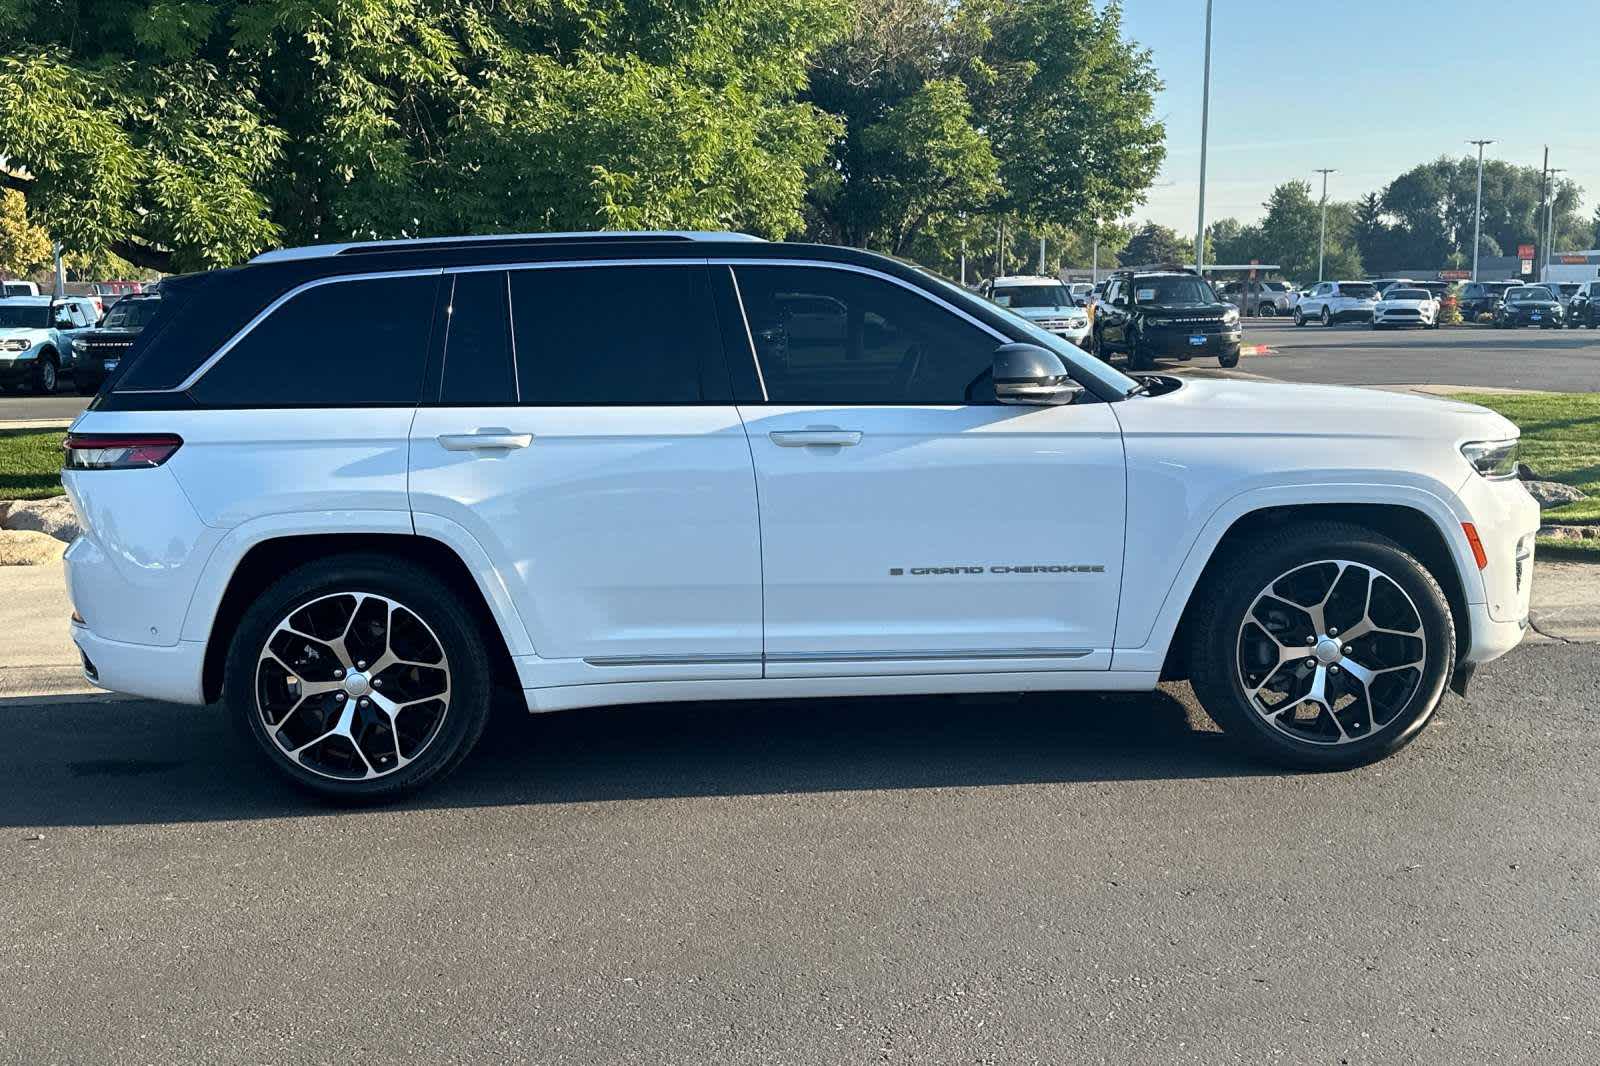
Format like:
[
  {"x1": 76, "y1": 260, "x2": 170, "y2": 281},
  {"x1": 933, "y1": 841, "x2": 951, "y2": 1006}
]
[
  {"x1": 769, "y1": 430, "x2": 863, "y2": 448},
  {"x1": 436, "y1": 432, "x2": 533, "y2": 451}
]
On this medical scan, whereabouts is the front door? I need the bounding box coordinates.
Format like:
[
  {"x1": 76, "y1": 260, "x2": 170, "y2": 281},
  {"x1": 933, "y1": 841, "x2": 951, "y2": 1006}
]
[
  {"x1": 726, "y1": 263, "x2": 1126, "y2": 676},
  {"x1": 408, "y1": 263, "x2": 763, "y2": 679}
]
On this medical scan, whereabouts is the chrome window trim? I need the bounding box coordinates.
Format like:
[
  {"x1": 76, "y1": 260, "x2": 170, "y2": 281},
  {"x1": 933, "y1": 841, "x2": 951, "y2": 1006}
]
[{"x1": 124, "y1": 267, "x2": 446, "y2": 394}]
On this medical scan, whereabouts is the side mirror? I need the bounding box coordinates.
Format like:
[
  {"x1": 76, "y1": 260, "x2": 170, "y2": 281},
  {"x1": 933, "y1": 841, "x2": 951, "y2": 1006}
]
[{"x1": 992, "y1": 343, "x2": 1082, "y2": 406}]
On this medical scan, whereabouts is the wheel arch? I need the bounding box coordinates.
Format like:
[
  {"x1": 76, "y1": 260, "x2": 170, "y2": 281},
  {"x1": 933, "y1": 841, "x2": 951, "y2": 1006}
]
[
  {"x1": 199, "y1": 531, "x2": 522, "y2": 704},
  {"x1": 1158, "y1": 502, "x2": 1472, "y2": 682}
]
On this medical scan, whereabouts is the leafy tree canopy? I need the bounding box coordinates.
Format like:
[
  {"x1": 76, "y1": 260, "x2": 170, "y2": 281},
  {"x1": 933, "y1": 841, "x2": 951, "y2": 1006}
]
[
  {"x1": 0, "y1": 0, "x2": 848, "y2": 271},
  {"x1": 0, "y1": 189, "x2": 52, "y2": 279}
]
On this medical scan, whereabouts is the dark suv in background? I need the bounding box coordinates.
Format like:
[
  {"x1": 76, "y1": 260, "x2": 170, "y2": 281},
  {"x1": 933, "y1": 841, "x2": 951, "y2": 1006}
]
[
  {"x1": 1091, "y1": 266, "x2": 1241, "y2": 370},
  {"x1": 1495, "y1": 285, "x2": 1562, "y2": 329},
  {"x1": 1457, "y1": 281, "x2": 1520, "y2": 319},
  {"x1": 69, "y1": 292, "x2": 160, "y2": 393}
]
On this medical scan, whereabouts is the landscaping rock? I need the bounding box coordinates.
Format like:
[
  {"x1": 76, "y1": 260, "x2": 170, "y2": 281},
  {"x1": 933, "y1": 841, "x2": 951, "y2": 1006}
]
[
  {"x1": 0, "y1": 495, "x2": 79, "y2": 543},
  {"x1": 1539, "y1": 525, "x2": 1600, "y2": 541},
  {"x1": 1524, "y1": 481, "x2": 1588, "y2": 509},
  {"x1": 0, "y1": 529, "x2": 67, "y2": 565}
]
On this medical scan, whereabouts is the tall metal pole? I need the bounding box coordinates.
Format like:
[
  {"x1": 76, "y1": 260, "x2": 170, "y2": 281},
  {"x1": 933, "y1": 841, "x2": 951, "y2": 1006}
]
[
  {"x1": 995, "y1": 218, "x2": 1004, "y2": 277},
  {"x1": 1536, "y1": 146, "x2": 1548, "y2": 281},
  {"x1": 1194, "y1": 0, "x2": 1214, "y2": 275},
  {"x1": 1545, "y1": 168, "x2": 1565, "y2": 276},
  {"x1": 959, "y1": 239, "x2": 967, "y2": 287},
  {"x1": 1469, "y1": 139, "x2": 1494, "y2": 282},
  {"x1": 1038, "y1": 235, "x2": 1046, "y2": 275},
  {"x1": 52, "y1": 241, "x2": 65, "y2": 300},
  {"x1": 1091, "y1": 224, "x2": 1099, "y2": 284},
  {"x1": 1314, "y1": 168, "x2": 1336, "y2": 282}
]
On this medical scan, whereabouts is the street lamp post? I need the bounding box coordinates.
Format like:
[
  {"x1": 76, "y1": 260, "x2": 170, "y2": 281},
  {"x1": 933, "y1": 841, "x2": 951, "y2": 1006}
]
[
  {"x1": 1194, "y1": 0, "x2": 1214, "y2": 275},
  {"x1": 1469, "y1": 139, "x2": 1494, "y2": 282},
  {"x1": 1314, "y1": 168, "x2": 1336, "y2": 282},
  {"x1": 1545, "y1": 167, "x2": 1565, "y2": 276}
]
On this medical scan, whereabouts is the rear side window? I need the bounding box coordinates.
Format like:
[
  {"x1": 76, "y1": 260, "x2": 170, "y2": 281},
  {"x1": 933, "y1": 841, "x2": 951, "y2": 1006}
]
[
  {"x1": 438, "y1": 272, "x2": 516, "y2": 405},
  {"x1": 190, "y1": 275, "x2": 437, "y2": 407},
  {"x1": 508, "y1": 265, "x2": 719, "y2": 404}
]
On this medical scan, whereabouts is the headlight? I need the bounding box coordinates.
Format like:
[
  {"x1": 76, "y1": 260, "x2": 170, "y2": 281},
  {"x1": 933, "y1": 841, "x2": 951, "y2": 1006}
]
[
  {"x1": 1461, "y1": 439, "x2": 1519, "y2": 479},
  {"x1": 2, "y1": 338, "x2": 30, "y2": 352},
  {"x1": 1222, "y1": 308, "x2": 1239, "y2": 325}
]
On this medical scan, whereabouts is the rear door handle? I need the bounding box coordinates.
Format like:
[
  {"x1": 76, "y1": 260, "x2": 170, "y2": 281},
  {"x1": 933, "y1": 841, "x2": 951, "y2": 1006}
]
[
  {"x1": 769, "y1": 430, "x2": 863, "y2": 448},
  {"x1": 436, "y1": 432, "x2": 533, "y2": 451}
]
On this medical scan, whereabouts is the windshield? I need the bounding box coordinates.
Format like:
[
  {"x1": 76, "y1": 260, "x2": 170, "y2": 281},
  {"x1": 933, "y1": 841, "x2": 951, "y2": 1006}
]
[
  {"x1": 1263, "y1": 280, "x2": 1290, "y2": 291},
  {"x1": 1338, "y1": 283, "x2": 1378, "y2": 299},
  {"x1": 992, "y1": 283, "x2": 1072, "y2": 309},
  {"x1": 1506, "y1": 287, "x2": 1547, "y2": 301},
  {"x1": 1132, "y1": 277, "x2": 1216, "y2": 305},
  {"x1": 914, "y1": 267, "x2": 1139, "y2": 397},
  {"x1": 102, "y1": 299, "x2": 161, "y2": 328},
  {"x1": 0, "y1": 304, "x2": 49, "y2": 328},
  {"x1": 1386, "y1": 289, "x2": 1430, "y2": 301}
]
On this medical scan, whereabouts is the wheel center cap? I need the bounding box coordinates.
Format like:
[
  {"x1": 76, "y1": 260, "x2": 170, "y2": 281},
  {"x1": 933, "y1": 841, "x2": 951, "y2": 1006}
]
[
  {"x1": 1313, "y1": 637, "x2": 1342, "y2": 665},
  {"x1": 343, "y1": 671, "x2": 372, "y2": 697}
]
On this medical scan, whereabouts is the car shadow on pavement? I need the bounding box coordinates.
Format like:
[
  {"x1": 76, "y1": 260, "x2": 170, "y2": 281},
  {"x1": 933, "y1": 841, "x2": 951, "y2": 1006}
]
[{"x1": 0, "y1": 686, "x2": 1270, "y2": 828}]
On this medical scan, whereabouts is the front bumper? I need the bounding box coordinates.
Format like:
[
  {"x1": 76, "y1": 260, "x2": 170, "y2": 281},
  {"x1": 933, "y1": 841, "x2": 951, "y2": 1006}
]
[
  {"x1": 0, "y1": 356, "x2": 39, "y2": 384},
  {"x1": 1373, "y1": 311, "x2": 1433, "y2": 326},
  {"x1": 1141, "y1": 329, "x2": 1242, "y2": 359}
]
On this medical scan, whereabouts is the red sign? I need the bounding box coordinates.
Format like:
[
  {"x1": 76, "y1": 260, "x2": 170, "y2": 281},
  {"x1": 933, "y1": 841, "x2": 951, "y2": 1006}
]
[
  {"x1": 1517, "y1": 243, "x2": 1536, "y2": 260},
  {"x1": 1561, "y1": 255, "x2": 1588, "y2": 264},
  {"x1": 1440, "y1": 270, "x2": 1470, "y2": 280}
]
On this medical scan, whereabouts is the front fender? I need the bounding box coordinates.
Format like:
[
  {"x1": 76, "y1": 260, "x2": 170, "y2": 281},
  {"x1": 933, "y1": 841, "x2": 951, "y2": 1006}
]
[{"x1": 1110, "y1": 480, "x2": 1478, "y2": 673}]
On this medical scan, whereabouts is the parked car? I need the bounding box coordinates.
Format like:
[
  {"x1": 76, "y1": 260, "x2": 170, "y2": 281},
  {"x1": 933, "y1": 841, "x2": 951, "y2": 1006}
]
[
  {"x1": 1293, "y1": 280, "x2": 1380, "y2": 326},
  {"x1": 1067, "y1": 282, "x2": 1094, "y2": 305},
  {"x1": 1532, "y1": 281, "x2": 1579, "y2": 309},
  {"x1": 1371, "y1": 287, "x2": 1439, "y2": 330},
  {"x1": 1494, "y1": 285, "x2": 1563, "y2": 328},
  {"x1": 1368, "y1": 278, "x2": 1416, "y2": 296},
  {"x1": 1090, "y1": 266, "x2": 1241, "y2": 369},
  {"x1": 1457, "y1": 281, "x2": 1521, "y2": 319},
  {"x1": 63, "y1": 231, "x2": 1537, "y2": 800},
  {"x1": 979, "y1": 276, "x2": 1091, "y2": 348},
  {"x1": 0, "y1": 295, "x2": 97, "y2": 392},
  {"x1": 69, "y1": 292, "x2": 162, "y2": 394},
  {"x1": 2, "y1": 280, "x2": 41, "y2": 298},
  {"x1": 1562, "y1": 280, "x2": 1599, "y2": 328},
  {"x1": 1220, "y1": 279, "x2": 1295, "y2": 317}
]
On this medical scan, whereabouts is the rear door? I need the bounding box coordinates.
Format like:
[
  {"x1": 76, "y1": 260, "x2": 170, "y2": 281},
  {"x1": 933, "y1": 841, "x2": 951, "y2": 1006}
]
[
  {"x1": 724, "y1": 260, "x2": 1126, "y2": 675},
  {"x1": 408, "y1": 262, "x2": 763, "y2": 682}
]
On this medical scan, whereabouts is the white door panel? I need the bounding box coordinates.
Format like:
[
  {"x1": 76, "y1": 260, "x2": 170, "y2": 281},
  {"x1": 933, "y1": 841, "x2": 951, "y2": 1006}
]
[
  {"x1": 409, "y1": 406, "x2": 763, "y2": 666},
  {"x1": 740, "y1": 402, "x2": 1126, "y2": 668}
]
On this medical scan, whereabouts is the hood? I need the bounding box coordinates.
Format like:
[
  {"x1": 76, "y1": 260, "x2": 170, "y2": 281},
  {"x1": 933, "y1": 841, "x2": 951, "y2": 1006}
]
[
  {"x1": 1013, "y1": 305, "x2": 1084, "y2": 319},
  {"x1": 1138, "y1": 302, "x2": 1232, "y2": 316},
  {"x1": 1121, "y1": 377, "x2": 1517, "y2": 444},
  {"x1": 0, "y1": 325, "x2": 49, "y2": 340}
]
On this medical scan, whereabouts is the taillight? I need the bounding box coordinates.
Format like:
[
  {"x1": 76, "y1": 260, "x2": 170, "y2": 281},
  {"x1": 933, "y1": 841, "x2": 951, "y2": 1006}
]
[{"x1": 63, "y1": 433, "x2": 183, "y2": 470}]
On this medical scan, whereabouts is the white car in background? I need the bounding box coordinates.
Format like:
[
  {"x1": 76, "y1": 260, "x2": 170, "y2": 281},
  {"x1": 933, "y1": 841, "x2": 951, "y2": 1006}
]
[
  {"x1": 1372, "y1": 286, "x2": 1439, "y2": 330},
  {"x1": 1293, "y1": 280, "x2": 1380, "y2": 326},
  {"x1": 0, "y1": 295, "x2": 98, "y2": 393},
  {"x1": 978, "y1": 276, "x2": 1091, "y2": 348}
]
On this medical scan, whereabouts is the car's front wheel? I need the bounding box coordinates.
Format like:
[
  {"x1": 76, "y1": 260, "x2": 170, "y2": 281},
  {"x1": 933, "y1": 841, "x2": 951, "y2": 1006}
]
[
  {"x1": 1187, "y1": 522, "x2": 1455, "y2": 770},
  {"x1": 1293, "y1": 308, "x2": 1306, "y2": 326},
  {"x1": 224, "y1": 554, "x2": 493, "y2": 801},
  {"x1": 31, "y1": 351, "x2": 58, "y2": 394},
  {"x1": 1319, "y1": 306, "x2": 1332, "y2": 326}
]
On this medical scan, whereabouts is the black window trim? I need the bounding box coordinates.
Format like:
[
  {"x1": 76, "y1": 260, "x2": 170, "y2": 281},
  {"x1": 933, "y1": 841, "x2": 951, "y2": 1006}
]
[{"x1": 716, "y1": 257, "x2": 1018, "y2": 408}]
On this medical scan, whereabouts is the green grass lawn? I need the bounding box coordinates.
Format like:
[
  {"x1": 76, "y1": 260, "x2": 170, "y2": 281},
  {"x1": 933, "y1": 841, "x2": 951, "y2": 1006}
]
[
  {"x1": 0, "y1": 428, "x2": 66, "y2": 500},
  {"x1": 1448, "y1": 392, "x2": 1600, "y2": 525}
]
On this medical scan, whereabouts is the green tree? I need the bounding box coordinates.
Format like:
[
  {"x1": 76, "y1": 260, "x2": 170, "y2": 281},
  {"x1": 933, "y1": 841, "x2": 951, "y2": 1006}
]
[
  {"x1": 1592, "y1": 204, "x2": 1600, "y2": 249},
  {"x1": 1381, "y1": 156, "x2": 1583, "y2": 266},
  {"x1": 1254, "y1": 180, "x2": 1361, "y2": 282},
  {"x1": 0, "y1": 0, "x2": 847, "y2": 271},
  {"x1": 0, "y1": 189, "x2": 52, "y2": 279},
  {"x1": 1120, "y1": 221, "x2": 1190, "y2": 267}
]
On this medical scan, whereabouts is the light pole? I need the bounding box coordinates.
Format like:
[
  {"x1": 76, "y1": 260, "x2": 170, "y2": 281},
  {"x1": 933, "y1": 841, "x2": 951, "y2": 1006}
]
[
  {"x1": 1314, "y1": 168, "x2": 1336, "y2": 282},
  {"x1": 1545, "y1": 167, "x2": 1565, "y2": 276},
  {"x1": 1194, "y1": 0, "x2": 1214, "y2": 275},
  {"x1": 1469, "y1": 139, "x2": 1494, "y2": 282}
]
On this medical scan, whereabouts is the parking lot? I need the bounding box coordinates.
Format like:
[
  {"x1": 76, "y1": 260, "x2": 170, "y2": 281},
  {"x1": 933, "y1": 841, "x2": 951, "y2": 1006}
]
[{"x1": 4, "y1": 322, "x2": 1599, "y2": 1063}]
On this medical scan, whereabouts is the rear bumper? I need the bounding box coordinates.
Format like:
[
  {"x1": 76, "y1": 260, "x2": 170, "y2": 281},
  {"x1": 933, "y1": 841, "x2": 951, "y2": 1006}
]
[{"x1": 70, "y1": 623, "x2": 206, "y2": 704}]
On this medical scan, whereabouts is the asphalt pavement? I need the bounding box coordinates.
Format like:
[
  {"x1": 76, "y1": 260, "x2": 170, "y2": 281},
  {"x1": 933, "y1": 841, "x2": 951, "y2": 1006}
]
[{"x1": 3, "y1": 641, "x2": 1597, "y2": 1063}]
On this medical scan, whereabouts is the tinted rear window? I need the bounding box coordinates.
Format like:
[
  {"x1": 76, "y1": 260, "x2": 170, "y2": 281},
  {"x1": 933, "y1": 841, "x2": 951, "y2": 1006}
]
[
  {"x1": 1338, "y1": 283, "x2": 1378, "y2": 298},
  {"x1": 438, "y1": 272, "x2": 516, "y2": 405},
  {"x1": 189, "y1": 275, "x2": 438, "y2": 407},
  {"x1": 508, "y1": 265, "x2": 718, "y2": 404}
]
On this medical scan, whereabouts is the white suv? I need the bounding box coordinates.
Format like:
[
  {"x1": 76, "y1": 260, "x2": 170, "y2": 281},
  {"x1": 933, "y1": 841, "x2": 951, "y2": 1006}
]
[
  {"x1": 64, "y1": 232, "x2": 1539, "y2": 800},
  {"x1": 1294, "y1": 280, "x2": 1380, "y2": 326},
  {"x1": 978, "y1": 276, "x2": 1091, "y2": 347}
]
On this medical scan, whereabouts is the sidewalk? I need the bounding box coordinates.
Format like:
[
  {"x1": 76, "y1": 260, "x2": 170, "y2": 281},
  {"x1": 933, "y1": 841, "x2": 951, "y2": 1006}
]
[{"x1": 3, "y1": 555, "x2": 1595, "y2": 701}]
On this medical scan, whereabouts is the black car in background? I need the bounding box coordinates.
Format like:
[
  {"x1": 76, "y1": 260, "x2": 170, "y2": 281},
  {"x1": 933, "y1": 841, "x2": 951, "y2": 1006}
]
[
  {"x1": 1457, "y1": 280, "x2": 1520, "y2": 319},
  {"x1": 1566, "y1": 280, "x2": 1600, "y2": 329},
  {"x1": 70, "y1": 292, "x2": 161, "y2": 393},
  {"x1": 1494, "y1": 285, "x2": 1562, "y2": 329},
  {"x1": 1092, "y1": 265, "x2": 1242, "y2": 370}
]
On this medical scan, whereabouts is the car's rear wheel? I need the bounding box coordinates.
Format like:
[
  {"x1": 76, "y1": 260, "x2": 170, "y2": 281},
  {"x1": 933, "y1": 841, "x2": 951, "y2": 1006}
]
[
  {"x1": 224, "y1": 554, "x2": 493, "y2": 801},
  {"x1": 1187, "y1": 522, "x2": 1455, "y2": 770}
]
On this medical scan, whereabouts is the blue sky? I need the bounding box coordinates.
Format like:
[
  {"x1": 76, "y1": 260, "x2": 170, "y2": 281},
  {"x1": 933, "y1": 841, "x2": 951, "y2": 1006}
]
[{"x1": 1115, "y1": 0, "x2": 1600, "y2": 242}]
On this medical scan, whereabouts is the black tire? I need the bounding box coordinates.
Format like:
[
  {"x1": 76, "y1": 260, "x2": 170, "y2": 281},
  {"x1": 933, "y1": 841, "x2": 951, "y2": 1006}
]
[
  {"x1": 1217, "y1": 347, "x2": 1240, "y2": 368},
  {"x1": 31, "y1": 350, "x2": 58, "y2": 394},
  {"x1": 1127, "y1": 338, "x2": 1154, "y2": 371},
  {"x1": 1320, "y1": 306, "x2": 1332, "y2": 327},
  {"x1": 223, "y1": 553, "x2": 494, "y2": 801},
  {"x1": 1186, "y1": 521, "x2": 1455, "y2": 771}
]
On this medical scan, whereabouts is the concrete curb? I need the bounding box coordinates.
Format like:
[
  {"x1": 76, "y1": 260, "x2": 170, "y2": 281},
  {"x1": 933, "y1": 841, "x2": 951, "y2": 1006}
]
[{"x1": 0, "y1": 418, "x2": 75, "y2": 430}]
